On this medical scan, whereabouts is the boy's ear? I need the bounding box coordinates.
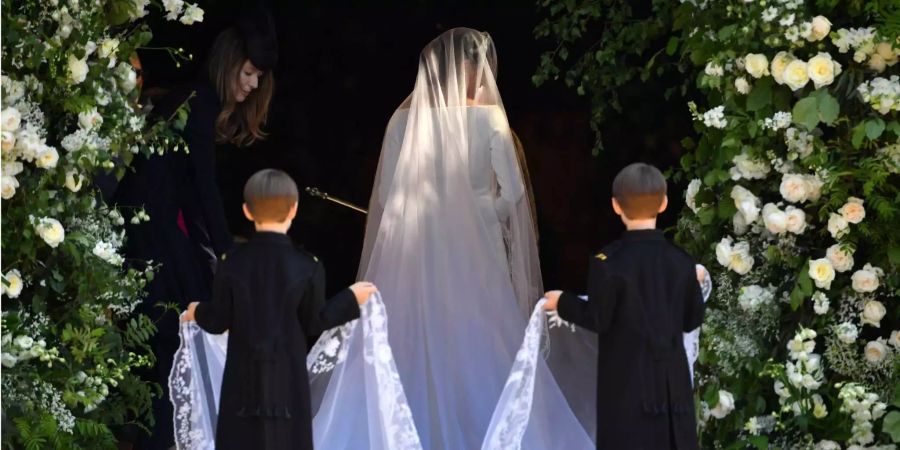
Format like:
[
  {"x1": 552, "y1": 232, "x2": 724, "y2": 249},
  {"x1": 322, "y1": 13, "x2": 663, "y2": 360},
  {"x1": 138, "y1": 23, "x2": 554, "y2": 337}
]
[
  {"x1": 286, "y1": 201, "x2": 299, "y2": 221},
  {"x1": 658, "y1": 195, "x2": 669, "y2": 214},
  {"x1": 611, "y1": 197, "x2": 624, "y2": 217},
  {"x1": 242, "y1": 203, "x2": 255, "y2": 222}
]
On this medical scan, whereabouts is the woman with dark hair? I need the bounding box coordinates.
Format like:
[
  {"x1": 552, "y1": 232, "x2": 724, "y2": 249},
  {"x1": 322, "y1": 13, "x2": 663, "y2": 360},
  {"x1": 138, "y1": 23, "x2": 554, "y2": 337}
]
[{"x1": 113, "y1": 8, "x2": 277, "y2": 449}]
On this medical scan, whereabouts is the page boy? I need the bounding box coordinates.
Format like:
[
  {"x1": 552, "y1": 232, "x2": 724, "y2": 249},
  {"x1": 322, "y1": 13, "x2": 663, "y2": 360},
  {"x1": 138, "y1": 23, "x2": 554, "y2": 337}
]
[
  {"x1": 544, "y1": 163, "x2": 705, "y2": 450},
  {"x1": 182, "y1": 168, "x2": 376, "y2": 450}
]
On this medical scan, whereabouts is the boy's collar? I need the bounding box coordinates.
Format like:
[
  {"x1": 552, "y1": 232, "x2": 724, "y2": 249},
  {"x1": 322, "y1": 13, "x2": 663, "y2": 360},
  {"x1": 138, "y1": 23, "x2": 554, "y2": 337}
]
[
  {"x1": 621, "y1": 229, "x2": 665, "y2": 240},
  {"x1": 251, "y1": 231, "x2": 292, "y2": 244}
]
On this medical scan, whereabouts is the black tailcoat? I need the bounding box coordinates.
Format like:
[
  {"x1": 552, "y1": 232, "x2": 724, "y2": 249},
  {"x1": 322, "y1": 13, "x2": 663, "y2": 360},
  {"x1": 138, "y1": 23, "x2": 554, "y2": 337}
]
[
  {"x1": 557, "y1": 229, "x2": 705, "y2": 450},
  {"x1": 195, "y1": 232, "x2": 360, "y2": 450}
]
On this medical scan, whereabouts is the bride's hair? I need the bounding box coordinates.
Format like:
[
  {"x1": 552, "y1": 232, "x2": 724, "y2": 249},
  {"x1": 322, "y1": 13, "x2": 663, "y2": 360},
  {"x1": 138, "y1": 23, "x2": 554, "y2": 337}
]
[{"x1": 207, "y1": 28, "x2": 274, "y2": 147}]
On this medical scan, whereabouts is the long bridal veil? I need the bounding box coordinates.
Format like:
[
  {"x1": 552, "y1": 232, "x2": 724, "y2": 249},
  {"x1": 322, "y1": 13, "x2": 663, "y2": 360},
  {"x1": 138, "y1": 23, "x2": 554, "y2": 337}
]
[{"x1": 308, "y1": 27, "x2": 593, "y2": 449}]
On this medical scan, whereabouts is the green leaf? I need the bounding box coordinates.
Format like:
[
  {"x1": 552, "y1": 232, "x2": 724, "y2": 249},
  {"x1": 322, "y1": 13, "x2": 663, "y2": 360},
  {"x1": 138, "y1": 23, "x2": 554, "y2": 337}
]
[
  {"x1": 697, "y1": 207, "x2": 716, "y2": 225},
  {"x1": 746, "y1": 78, "x2": 772, "y2": 112},
  {"x1": 666, "y1": 37, "x2": 679, "y2": 56},
  {"x1": 815, "y1": 90, "x2": 840, "y2": 125},
  {"x1": 866, "y1": 118, "x2": 886, "y2": 140},
  {"x1": 748, "y1": 436, "x2": 769, "y2": 450},
  {"x1": 852, "y1": 123, "x2": 868, "y2": 148},
  {"x1": 887, "y1": 120, "x2": 900, "y2": 138},
  {"x1": 792, "y1": 96, "x2": 820, "y2": 130},
  {"x1": 884, "y1": 411, "x2": 900, "y2": 443}
]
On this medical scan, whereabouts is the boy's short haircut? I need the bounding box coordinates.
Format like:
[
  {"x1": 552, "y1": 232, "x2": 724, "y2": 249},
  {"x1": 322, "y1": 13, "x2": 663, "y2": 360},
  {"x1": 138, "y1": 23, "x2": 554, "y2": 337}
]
[
  {"x1": 243, "y1": 169, "x2": 299, "y2": 223},
  {"x1": 612, "y1": 163, "x2": 667, "y2": 220}
]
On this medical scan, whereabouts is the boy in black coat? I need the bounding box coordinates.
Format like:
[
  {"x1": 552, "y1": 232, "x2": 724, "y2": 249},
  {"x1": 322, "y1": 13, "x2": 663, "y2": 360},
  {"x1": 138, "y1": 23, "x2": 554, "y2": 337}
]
[
  {"x1": 544, "y1": 163, "x2": 705, "y2": 450},
  {"x1": 182, "y1": 169, "x2": 376, "y2": 450}
]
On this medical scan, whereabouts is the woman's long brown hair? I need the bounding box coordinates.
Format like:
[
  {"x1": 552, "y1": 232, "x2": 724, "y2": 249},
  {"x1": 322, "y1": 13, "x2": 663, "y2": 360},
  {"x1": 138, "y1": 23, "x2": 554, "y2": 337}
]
[{"x1": 207, "y1": 28, "x2": 274, "y2": 147}]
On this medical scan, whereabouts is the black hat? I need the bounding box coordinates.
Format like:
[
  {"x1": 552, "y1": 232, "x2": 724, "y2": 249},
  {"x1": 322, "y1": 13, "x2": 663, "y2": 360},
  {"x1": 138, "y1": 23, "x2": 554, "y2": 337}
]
[{"x1": 235, "y1": 5, "x2": 278, "y2": 71}]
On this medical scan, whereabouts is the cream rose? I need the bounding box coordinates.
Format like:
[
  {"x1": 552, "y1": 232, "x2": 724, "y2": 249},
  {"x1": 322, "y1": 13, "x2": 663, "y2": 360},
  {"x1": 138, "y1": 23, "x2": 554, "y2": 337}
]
[
  {"x1": 762, "y1": 203, "x2": 787, "y2": 234},
  {"x1": 868, "y1": 53, "x2": 887, "y2": 73},
  {"x1": 744, "y1": 53, "x2": 770, "y2": 79},
  {"x1": 784, "y1": 206, "x2": 806, "y2": 234},
  {"x1": 771, "y1": 51, "x2": 796, "y2": 85},
  {"x1": 729, "y1": 242, "x2": 754, "y2": 275},
  {"x1": 35, "y1": 217, "x2": 65, "y2": 248},
  {"x1": 851, "y1": 265, "x2": 880, "y2": 293},
  {"x1": 779, "y1": 174, "x2": 808, "y2": 203},
  {"x1": 827, "y1": 213, "x2": 849, "y2": 239},
  {"x1": 1, "y1": 107, "x2": 21, "y2": 132},
  {"x1": 804, "y1": 175, "x2": 823, "y2": 202},
  {"x1": 78, "y1": 108, "x2": 103, "y2": 131},
  {"x1": 1, "y1": 131, "x2": 16, "y2": 152},
  {"x1": 808, "y1": 258, "x2": 835, "y2": 290},
  {"x1": 864, "y1": 340, "x2": 887, "y2": 364},
  {"x1": 839, "y1": 197, "x2": 865, "y2": 224},
  {"x1": 861, "y1": 300, "x2": 886, "y2": 328},
  {"x1": 98, "y1": 38, "x2": 119, "y2": 61},
  {"x1": 731, "y1": 185, "x2": 760, "y2": 223},
  {"x1": 890, "y1": 330, "x2": 900, "y2": 349},
  {"x1": 65, "y1": 170, "x2": 84, "y2": 192},
  {"x1": 783, "y1": 59, "x2": 810, "y2": 91},
  {"x1": 715, "y1": 237, "x2": 733, "y2": 268},
  {"x1": 1, "y1": 175, "x2": 18, "y2": 200},
  {"x1": 875, "y1": 42, "x2": 899, "y2": 66},
  {"x1": 2, "y1": 269, "x2": 23, "y2": 298},
  {"x1": 809, "y1": 16, "x2": 832, "y2": 41},
  {"x1": 710, "y1": 390, "x2": 735, "y2": 419},
  {"x1": 807, "y1": 53, "x2": 839, "y2": 89},
  {"x1": 733, "y1": 212, "x2": 749, "y2": 235},
  {"x1": 825, "y1": 244, "x2": 854, "y2": 272},
  {"x1": 35, "y1": 145, "x2": 59, "y2": 169},
  {"x1": 67, "y1": 54, "x2": 89, "y2": 85}
]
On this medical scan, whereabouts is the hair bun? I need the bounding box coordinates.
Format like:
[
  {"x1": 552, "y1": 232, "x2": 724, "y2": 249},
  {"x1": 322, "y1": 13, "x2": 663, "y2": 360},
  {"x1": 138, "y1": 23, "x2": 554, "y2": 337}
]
[{"x1": 235, "y1": 5, "x2": 278, "y2": 71}]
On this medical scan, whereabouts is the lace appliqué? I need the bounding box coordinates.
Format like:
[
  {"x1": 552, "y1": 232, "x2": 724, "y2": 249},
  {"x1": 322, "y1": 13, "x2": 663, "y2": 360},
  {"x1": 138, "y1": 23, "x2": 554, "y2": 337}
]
[
  {"x1": 169, "y1": 320, "x2": 214, "y2": 450},
  {"x1": 307, "y1": 320, "x2": 357, "y2": 375}
]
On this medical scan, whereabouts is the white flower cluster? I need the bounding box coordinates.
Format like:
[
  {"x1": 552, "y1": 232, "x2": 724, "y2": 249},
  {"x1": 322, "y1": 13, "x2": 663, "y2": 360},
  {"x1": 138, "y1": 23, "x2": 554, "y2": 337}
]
[
  {"x1": 162, "y1": 0, "x2": 205, "y2": 25},
  {"x1": 781, "y1": 15, "x2": 832, "y2": 45},
  {"x1": 784, "y1": 127, "x2": 814, "y2": 159},
  {"x1": 69, "y1": 370, "x2": 111, "y2": 413},
  {"x1": 812, "y1": 291, "x2": 829, "y2": 315},
  {"x1": 716, "y1": 236, "x2": 755, "y2": 275},
  {"x1": 744, "y1": 415, "x2": 776, "y2": 436},
  {"x1": 838, "y1": 383, "x2": 887, "y2": 445},
  {"x1": 701, "y1": 105, "x2": 728, "y2": 129},
  {"x1": 730, "y1": 152, "x2": 771, "y2": 181},
  {"x1": 37, "y1": 380, "x2": 76, "y2": 433},
  {"x1": 1, "y1": 77, "x2": 59, "y2": 199},
  {"x1": 835, "y1": 321, "x2": 860, "y2": 344},
  {"x1": 1, "y1": 333, "x2": 62, "y2": 369},
  {"x1": 857, "y1": 76, "x2": 900, "y2": 115},
  {"x1": 772, "y1": 329, "x2": 828, "y2": 418},
  {"x1": 704, "y1": 61, "x2": 724, "y2": 77},
  {"x1": 738, "y1": 284, "x2": 776, "y2": 312},
  {"x1": 92, "y1": 241, "x2": 124, "y2": 266},
  {"x1": 832, "y1": 28, "x2": 899, "y2": 72},
  {"x1": 709, "y1": 390, "x2": 735, "y2": 419},
  {"x1": 770, "y1": 52, "x2": 843, "y2": 91},
  {"x1": 761, "y1": 111, "x2": 793, "y2": 131}
]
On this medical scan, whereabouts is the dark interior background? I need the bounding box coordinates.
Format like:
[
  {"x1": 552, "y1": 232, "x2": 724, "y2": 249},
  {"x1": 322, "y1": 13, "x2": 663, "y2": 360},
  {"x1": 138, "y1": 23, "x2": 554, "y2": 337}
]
[{"x1": 140, "y1": 0, "x2": 691, "y2": 295}]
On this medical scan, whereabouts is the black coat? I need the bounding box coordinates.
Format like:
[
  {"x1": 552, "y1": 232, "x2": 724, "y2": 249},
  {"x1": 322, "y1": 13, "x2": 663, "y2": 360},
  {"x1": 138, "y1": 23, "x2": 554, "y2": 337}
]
[
  {"x1": 557, "y1": 229, "x2": 705, "y2": 450},
  {"x1": 112, "y1": 82, "x2": 233, "y2": 450},
  {"x1": 195, "y1": 232, "x2": 360, "y2": 450}
]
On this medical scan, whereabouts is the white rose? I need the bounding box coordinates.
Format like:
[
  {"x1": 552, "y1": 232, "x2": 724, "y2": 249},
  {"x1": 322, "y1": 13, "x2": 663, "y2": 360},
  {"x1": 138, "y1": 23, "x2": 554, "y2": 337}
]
[
  {"x1": 34, "y1": 217, "x2": 65, "y2": 248},
  {"x1": 839, "y1": 197, "x2": 865, "y2": 224},
  {"x1": 1, "y1": 353, "x2": 17, "y2": 368},
  {"x1": 889, "y1": 330, "x2": 900, "y2": 349},
  {"x1": 1, "y1": 131, "x2": 16, "y2": 152},
  {"x1": 734, "y1": 77, "x2": 751, "y2": 94},
  {"x1": 78, "y1": 108, "x2": 103, "y2": 131},
  {"x1": 1, "y1": 107, "x2": 21, "y2": 132},
  {"x1": 1, "y1": 175, "x2": 19, "y2": 200},
  {"x1": 67, "y1": 54, "x2": 89, "y2": 85},
  {"x1": 3, "y1": 269, "x2": 23, "y2": 298},
  {"x1": 868, "y1": 54, "x2": 887, "y2": 73},
  {"x1": 35, "y1": 145, "x2": 59, "y2": 169},
  {"x1": 864, "y1": 340, "x2": 887, "y2": 364},
  {"x1": 116, "y1": 63, "x2": 137, "y2": 93},
  {"x1": 744, "y1": 53, "x2": 770, "y2": 79},
  {"x1": 65, "y1": 171, "x2": 84, "y2": 192},
  {"x1": 715, "y1": 237, "x2": 733, "y2": 268},
  {"x1": 808, "y1": 258, "x2": 835, "y2": 290},
  {"x1": 685, "y1": 179, "x2": 701, "y2": 213},
  {"x1": 730, "y1": 241, "x2": 754, "y2": 275},
  {"x1": 180, "y1": 3, "x2": 204, "y2": 25},
  {"x1": 783, "y1": 59, "x2": 810, "y2": 91},
  {"x1": 784, "y1": 206, "x2": 806, "y2": 234},
  {"x1": 710, "y1": 390, "x2": 735, "y2": 419},
  {"x1": 14, "y1": 129, "x2": 41, "y2": 162},
  {"x1": 827, "y1": 213, "x2": 849, "y2": 239},
  {"x1": 836, "y1": 322, "x2": 859, "y2": 344},
  {"x1": 851, "y1": 267, "x2": 880, "y2": 293},
  {"x1": 771, "y1": 51, "x2": 796, "y2": 85},
  {"x1": 14, "y1": 335, "x2": 33, "y2": 350},
  {"x1": 861, "y1": 300, "x2": 886, "y2": 328},
  {"x1": 814, "y1": 440, "x2": 840, "y2": 450},
  {"x1": 98, "y1": 38, "x2": 119, "y2": 60},
  {"x1": 780, "y1": 174, "x2": 809, "y2": 203},
  {"x1": 804, "y1": 175, "x2": 823, "y2": 202},
  {"x1": 807, "y1": 53, "x2": 838, "y2": 89},
  {"x1": 826, "y1": 244, "x2": 854, "y2": 272},
  {"x1": 809, "y1": 16, "x2": 832, "y2": 41},
  {"x1": 731, "y1": 185, "x2": 760, "y2": 223},
  {"x1": 3, "y1": 161, "x2": 23, "y2": 177},
  {"x1": 762, "y1": 203, "x2": 787, "y2": 234}
]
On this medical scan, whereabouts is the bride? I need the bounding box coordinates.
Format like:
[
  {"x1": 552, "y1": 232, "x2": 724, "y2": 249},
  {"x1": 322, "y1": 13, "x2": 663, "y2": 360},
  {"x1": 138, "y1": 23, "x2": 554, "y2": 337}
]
[{"x1": 308, "y1": 27, "x2": 592, "y2": 449}]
